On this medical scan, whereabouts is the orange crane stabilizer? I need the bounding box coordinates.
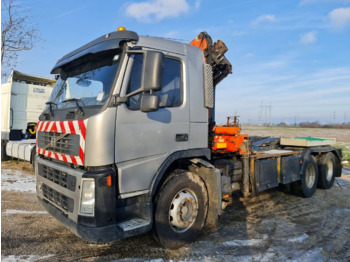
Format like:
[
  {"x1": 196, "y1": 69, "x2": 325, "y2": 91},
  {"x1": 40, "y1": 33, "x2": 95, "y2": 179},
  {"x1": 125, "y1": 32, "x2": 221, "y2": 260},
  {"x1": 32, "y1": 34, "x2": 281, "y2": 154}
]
[
  {"x1": 212, "y1": 133, "x2": 248, "y2": 153},
  {"x1": 212, "y1": 117, "x2": 249, "y2": 154}
]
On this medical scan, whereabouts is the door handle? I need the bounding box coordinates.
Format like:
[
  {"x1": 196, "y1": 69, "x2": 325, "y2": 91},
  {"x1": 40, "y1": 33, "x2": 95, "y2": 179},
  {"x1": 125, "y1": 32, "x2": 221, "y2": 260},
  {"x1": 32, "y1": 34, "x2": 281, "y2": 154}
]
[{"x1": 176, "y1": 134, "x2": 188, "y2": 142}]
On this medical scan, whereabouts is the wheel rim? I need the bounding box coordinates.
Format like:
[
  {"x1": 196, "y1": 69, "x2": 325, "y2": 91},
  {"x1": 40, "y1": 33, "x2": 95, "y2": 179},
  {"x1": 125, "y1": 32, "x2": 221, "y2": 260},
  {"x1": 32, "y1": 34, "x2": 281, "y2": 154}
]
[
  {"x1": 169, "y1": 188, "x2": 198, "y2": 233},
  {"x1": 305, "y1": 164, "x2": 316, "y2": 188},
  {"x1": 326, "y1": 160, "x2": 334, "y2": 181}
]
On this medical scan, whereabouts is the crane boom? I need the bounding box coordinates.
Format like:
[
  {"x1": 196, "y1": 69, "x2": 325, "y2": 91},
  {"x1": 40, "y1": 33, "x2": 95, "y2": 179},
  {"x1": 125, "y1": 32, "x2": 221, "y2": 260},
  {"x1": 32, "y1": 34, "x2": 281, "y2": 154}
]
[{"x1": 190, "y1": 32, "x2": 232, "y2": 86}]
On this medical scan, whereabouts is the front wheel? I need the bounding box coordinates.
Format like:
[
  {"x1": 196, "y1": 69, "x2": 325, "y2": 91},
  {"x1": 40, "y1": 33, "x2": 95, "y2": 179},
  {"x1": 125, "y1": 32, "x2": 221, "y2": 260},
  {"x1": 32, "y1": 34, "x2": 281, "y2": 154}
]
[
  {"x1": 292, "y1": 155, "x2": 318, "y2": 198},
  {"x1": 154, "y1": 170, "x2": 208, "y2": 249}
]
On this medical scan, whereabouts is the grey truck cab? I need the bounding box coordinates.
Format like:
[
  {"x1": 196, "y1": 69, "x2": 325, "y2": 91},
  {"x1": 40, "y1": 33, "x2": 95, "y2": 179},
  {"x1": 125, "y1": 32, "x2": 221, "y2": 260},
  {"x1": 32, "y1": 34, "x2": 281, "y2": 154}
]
[
  {"x1": 36, "y1": 28, "x2": 215, "y2": 249},
  {"x1": 36, "y1": 28, "x2": 342, "y2": 249}
]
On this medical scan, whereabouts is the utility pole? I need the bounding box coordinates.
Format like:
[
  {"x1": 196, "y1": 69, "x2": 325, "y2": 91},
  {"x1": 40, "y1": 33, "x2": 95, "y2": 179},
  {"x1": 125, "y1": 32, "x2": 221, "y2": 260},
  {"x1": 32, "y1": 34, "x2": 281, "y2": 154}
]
[
  {"x1": 260, "y1": 101, "x2": 263, "y2": 124},
  {"x1": 269, "y1": 101, "x2": 272, "y2": 126}
]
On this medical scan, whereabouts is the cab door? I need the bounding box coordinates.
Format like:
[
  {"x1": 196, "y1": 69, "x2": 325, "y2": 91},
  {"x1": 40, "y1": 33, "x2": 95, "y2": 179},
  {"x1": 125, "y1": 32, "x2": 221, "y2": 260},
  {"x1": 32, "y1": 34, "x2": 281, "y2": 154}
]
[{"x1": 115, "y1": 52, "x2": 189, "y2": 196}]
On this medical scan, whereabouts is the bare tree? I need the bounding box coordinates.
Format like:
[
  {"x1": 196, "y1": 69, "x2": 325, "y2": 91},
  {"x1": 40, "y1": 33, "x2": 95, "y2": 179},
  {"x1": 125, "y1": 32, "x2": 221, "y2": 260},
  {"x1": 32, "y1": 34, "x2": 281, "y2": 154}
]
[{"x1": 1, "y1": 0, "x2": 41, "y2": 77}]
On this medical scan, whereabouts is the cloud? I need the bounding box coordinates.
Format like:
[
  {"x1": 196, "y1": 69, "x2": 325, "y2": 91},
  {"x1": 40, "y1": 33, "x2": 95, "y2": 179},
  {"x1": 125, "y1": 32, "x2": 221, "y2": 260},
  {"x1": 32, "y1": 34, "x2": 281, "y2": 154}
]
[
  {"x1": 232, "y1": 31, "x2": 246, "y2": 36},
  {"x1": 215, "y1": 65, "x2": 350, "y2": 123},
  {"x1": 194, "y1": 0, "x2": 201, "y2": 9},
  {"x1": 126, "y1": 0, "x2": 193, "y2": 22},
  {"x1": 300, "y1": 31, "x2": 317, "y2": 44},
  {"x1": 299, "y1": 0, "x2": 350, "y2": 6},
  {"x1": 329, "y1": 7, "x2": 350, "y2": 29},
  {"x1": 244, "y1": 53, "x2": 255, "y2": 58},
  {"x1": 252, "y1": 14, "x2": 276, "y2": 25}
]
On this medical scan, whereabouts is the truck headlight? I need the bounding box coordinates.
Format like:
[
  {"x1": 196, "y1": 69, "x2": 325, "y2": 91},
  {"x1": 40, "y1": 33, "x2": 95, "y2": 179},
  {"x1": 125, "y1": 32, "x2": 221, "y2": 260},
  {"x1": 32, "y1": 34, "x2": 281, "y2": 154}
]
[{"x1": 79, "y1": 178, "x2": 95, "y2": 216}]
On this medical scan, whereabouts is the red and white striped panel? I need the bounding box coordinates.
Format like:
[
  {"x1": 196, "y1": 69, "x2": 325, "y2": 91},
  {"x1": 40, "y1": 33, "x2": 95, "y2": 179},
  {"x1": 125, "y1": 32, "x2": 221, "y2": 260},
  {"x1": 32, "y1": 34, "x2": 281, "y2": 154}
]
[{"x1": 36, "y1": 120, "x2": 88, "y2": 166}]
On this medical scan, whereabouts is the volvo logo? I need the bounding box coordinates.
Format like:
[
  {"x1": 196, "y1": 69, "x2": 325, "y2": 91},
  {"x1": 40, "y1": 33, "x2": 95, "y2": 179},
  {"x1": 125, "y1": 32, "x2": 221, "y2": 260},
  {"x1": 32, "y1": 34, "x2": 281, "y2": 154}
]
[{"x1": 43, "y1": 133, "x2": 68, "y2": 150}]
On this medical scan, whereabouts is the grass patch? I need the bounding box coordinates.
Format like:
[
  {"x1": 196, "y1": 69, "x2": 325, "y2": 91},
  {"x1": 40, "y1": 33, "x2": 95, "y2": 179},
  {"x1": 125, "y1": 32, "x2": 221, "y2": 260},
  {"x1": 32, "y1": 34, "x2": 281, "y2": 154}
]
[{"x1": 335, "y1": 142, "x2": 350, "y2": 167}]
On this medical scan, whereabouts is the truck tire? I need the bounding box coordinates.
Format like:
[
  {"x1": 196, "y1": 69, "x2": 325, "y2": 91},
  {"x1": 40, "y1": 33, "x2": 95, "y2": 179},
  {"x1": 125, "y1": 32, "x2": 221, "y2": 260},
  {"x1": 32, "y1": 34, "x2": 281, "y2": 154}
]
[
  {"x1": 1, "y1": 140, "x2": 10, "y2": 161},
  {"x1": 292, "y1": 155, "x2": 318, "y2": 198},
  {"x1": 31, "y1": 146, "x2": 37, "y2": 170},
  {"x1": 154, "y1": 170, "x2": 208, "y2": 249},
  {"x1": 317, "y1": 152, "x2": 336, "y2": 189}
]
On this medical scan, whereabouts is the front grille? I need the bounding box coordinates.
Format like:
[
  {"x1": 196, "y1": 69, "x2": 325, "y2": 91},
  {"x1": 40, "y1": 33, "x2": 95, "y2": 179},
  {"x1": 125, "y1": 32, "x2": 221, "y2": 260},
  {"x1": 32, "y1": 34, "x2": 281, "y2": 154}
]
[
  {"x1": 38, "y1": 164, "x2": 76, "y2": 191},
  {"x1": 42, "y1": 184, "x2": 74, "y2": 213},
  {"x1": 37, "y1": 131, "x2": 80, "y2": 156}
]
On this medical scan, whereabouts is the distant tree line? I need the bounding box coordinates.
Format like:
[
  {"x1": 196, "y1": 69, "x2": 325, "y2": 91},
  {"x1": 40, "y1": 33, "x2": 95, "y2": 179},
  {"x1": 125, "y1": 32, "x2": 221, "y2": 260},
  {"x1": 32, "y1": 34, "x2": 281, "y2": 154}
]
[{"x1": 277, "y1": 121, "x2": 350, "y2": 129}]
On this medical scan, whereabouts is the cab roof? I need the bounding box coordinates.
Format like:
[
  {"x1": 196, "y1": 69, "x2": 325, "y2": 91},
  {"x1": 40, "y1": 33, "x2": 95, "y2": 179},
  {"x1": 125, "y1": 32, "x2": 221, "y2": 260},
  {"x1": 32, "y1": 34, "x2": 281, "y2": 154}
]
[{"x1": 51, "y1": 30, "x2": 193, "y2": 75}]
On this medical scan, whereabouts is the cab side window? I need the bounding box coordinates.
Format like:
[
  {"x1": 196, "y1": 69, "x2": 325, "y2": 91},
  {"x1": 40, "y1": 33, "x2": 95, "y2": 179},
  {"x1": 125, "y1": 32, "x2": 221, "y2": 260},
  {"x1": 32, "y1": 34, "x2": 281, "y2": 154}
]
[{"x1": 127, "y1": 54, "x2": 182, "y2": 110}]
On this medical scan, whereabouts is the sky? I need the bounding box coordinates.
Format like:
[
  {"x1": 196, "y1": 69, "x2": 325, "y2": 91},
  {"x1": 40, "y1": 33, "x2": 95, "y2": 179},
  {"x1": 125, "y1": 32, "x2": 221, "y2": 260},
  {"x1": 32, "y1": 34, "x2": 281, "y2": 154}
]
[{"x1": 2, "y1": 0, "x2": 350, "y2": 124}]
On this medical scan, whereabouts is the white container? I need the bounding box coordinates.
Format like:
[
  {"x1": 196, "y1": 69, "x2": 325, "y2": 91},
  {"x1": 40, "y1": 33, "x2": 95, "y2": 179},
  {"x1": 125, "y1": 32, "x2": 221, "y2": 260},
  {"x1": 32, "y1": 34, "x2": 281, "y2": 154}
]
[{"x1": 1, "y1": 70, "x2": 55, "y2": 138}]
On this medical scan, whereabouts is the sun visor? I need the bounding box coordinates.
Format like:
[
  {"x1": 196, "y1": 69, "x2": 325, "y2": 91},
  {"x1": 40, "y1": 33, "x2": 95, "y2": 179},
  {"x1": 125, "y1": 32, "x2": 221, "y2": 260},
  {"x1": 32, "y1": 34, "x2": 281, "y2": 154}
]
[{"x1": 51, "y1": 30, "x2": 139, "y2": 74}]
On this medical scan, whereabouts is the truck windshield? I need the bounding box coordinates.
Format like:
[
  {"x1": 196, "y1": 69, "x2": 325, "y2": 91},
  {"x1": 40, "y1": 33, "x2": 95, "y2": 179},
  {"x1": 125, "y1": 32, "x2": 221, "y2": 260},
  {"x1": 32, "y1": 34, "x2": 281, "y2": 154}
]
[{"x1": 47, "y1": 51, "x2": 121, "y2": 110}]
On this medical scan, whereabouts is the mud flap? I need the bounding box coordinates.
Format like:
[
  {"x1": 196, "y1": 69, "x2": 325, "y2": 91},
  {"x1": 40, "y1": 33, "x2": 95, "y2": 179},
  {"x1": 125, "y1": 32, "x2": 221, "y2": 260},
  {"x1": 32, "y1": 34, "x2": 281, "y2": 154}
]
[{"x1": 189, "y1": 158, "x2": 222, "y2": 227}]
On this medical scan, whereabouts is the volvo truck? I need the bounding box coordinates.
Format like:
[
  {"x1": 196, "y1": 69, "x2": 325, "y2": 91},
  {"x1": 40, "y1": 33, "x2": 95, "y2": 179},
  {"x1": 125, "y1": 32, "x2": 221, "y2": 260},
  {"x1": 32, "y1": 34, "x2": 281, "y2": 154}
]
[{"x1": 35, "y1": 28, "x2": 342, "y2": 249}]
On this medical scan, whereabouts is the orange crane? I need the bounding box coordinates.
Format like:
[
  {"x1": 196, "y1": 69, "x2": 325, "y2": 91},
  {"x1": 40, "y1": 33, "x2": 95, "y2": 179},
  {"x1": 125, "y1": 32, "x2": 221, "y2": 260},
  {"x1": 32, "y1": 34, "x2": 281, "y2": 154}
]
[{"x1": 190, "y1": 32, "x2": 248, "y2": 154}]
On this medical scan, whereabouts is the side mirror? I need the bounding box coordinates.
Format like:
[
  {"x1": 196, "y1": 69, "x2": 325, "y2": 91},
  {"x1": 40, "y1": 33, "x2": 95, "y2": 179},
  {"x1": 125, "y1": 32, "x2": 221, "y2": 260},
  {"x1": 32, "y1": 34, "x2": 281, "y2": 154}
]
[
  {"x1": 142, "y1": 51, "x2": 164, "y2": 92},
  {"x1": 117, "y1": 50, "x2": 164, "y2": 107},
  {"x1": 140, "y1": 94, "x2": 159, "y2": 112}
]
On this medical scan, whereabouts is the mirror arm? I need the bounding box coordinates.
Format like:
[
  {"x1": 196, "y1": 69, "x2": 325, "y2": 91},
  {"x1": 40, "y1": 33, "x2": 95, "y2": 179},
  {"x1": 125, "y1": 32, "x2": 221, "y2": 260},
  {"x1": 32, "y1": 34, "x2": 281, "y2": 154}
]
[
  {"x1": 116, "y1": 96, "x2": 128, "y2": 104},
  {"x1": 110, "y1": 88, "x2": 146, "y2": 107},
  {"x1": 110, "y1": 94, "x2": 128, "y2": 106},
  {"x1": 125, "y1": 87, "x2": 143, "y2": 98}
]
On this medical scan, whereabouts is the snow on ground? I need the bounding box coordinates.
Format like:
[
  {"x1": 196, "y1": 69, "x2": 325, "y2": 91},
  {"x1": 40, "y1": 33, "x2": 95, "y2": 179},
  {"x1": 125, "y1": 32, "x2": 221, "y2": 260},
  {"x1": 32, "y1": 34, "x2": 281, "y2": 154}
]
[
  {"x1": 1, "y1": 255, "x2": 55, "y2": 262},
  {"x1": 1, "y1": 166, "x2": 349, "y2": 261},
  {"x1": 3, "y1": 209, "x2": 47, "y2": 215},
  {"x1": 1, "y1": 169, "x2": 36, "y2": 193},
  {"x1": 223, "y1": 234, "x2": 268, "y2": 247}
]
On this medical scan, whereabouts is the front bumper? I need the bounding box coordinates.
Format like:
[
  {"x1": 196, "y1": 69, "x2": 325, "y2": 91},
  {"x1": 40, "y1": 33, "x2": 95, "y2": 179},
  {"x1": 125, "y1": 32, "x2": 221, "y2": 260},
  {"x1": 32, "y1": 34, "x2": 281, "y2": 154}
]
[
  {"x1": 38, "y1": 196, "x2": 125, "y2": 243},
  {"x1": 35, "y1": 156, "x2": 152, "y2": 243}
]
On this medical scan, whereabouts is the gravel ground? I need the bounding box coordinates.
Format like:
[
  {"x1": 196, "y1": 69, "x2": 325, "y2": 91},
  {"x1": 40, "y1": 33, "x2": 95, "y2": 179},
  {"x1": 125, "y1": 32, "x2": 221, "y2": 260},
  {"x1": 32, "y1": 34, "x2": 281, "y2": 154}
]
[{"x1": 1, "y1": 160, "x2": 350, "y2": 262}]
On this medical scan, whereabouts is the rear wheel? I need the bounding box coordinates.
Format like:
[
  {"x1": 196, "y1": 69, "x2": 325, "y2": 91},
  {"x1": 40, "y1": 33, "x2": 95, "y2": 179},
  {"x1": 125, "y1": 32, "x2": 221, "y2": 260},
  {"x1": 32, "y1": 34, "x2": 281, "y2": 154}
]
[
  {"x1": 154, "y1": 170, "x2": 208, "y2": 249},
  {"x1": 1, "y1": 140, "x2": 10, "y2": 161},
  {"x1": 318, "y1": 152, "x2": 336, "y2": 189},
  {"x1": 31, "y1": 146, "x2": 37, "y2": 170},
  {"x1": 292, "y1": 155, "x2": 318, "y2": 198}
]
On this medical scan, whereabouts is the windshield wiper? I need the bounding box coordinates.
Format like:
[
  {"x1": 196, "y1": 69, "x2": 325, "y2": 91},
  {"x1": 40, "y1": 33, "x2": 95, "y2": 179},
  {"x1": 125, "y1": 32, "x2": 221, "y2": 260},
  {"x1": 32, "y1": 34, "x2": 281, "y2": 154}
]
[
  {"x1": 45, "y1": 102, "x2": 57, "y2": 116},
  {"x1": 62, "y1": 98, "x2": 85, "y2": 116}
]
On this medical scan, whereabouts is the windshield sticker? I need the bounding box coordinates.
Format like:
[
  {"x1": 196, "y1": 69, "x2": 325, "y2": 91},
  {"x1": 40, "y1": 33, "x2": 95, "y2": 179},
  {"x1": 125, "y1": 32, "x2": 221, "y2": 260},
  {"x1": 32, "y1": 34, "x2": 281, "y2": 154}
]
[
  {"x1": 96, "y1": 92, "x2": 104, "y2": 101},
  {"x1": 33, "y1": 88, "x2": 45, "y2": 93}
]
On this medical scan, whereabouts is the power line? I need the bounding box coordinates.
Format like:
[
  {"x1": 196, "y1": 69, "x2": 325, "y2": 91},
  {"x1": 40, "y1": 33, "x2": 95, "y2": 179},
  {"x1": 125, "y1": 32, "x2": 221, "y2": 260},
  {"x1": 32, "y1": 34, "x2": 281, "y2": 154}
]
[
  {"x1": 258, "y1": 101, "x2": 272, "y2": 125},
  {"x1": 269, "y1": 103, "x2": 350, "y2": 108}
]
